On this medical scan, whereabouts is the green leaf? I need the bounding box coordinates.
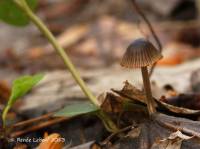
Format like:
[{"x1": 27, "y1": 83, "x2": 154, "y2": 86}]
[
  {"x1": 8, "y1": 73, "x2": 44, "y2": 106},
  {"x1": 54, "y1": 101, "x2": 99, "y2": 117},
  {"x1": 2, "y1": 73, "x2": 44, "y2": 127},
  {"x1": 0, "y1": 0, "x2": 37, "y2": 26}
]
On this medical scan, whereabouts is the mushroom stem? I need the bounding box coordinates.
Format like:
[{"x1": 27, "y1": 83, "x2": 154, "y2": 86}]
[{"x1": 141, "y1": 66, "x2": 156, "y2": 115}]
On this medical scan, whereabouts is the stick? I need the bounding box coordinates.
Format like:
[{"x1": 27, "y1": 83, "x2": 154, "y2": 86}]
[
  {"x1": 11, "y1": 117, "x2": 68, "y2": 138},
  {"x1": 155, "y1": 118, "x2": 200, "y2": 139},
  {"x1": 12, "y1": 113, "x2": 53, "y2": 128}
]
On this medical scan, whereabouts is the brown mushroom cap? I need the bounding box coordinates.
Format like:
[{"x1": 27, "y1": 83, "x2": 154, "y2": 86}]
[{"x1": 120, "y1": 38, "x2": 163, "y2": 68}]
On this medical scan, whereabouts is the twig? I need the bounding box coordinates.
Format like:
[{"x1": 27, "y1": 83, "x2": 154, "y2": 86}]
[
  {"x1": 101, "y1": 125, "x2": 133, "y2": 146},
  {"x1": 11, "y1": 117, "x2": 68, "y2": 138},
  {"x1": 12, "y1": 113, "x2": 53, "y2": 128},
  {"x1": 155, "y1": 118, "x2": 200, "y2": 139},
  {"x1": 136, "y1": 21, "x2": 150, "y2": 40},
  {"x1": 130, "y1": 0, "x2": 162, "y2": 77}
]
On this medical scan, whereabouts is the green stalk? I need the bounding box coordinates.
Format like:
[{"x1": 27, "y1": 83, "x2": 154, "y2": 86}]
[
  {"x1": 97, "y1": 111, "x2": 119, "y2": 133},
  {"x1": 2, "y1": 105, "x2": 10, "y2": 128},
  {"x1": 14, "y1": 0, "x2": 99, "y2": 106},
  {"x1": 13, "y1": 0, "x2": 118, "y2": 132}
]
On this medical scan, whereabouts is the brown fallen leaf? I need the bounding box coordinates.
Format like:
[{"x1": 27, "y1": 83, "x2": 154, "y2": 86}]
[
  {"x1": 161, "y1": 94, "x2": 200, "y2": 110},
  {"x1": 114, "y1": 81, "x2": 200, "y2": 115},
  {"x1": 112, "y1": 80, "x2": 146, "y2": 104},
  {"x1": 151, "y1": 130, "x2": 193, "y2": 149},
  {"x1": 98, "y1": 92, "x2": 123, "y2": 113},
  {"x1": 125, "y1": 126, "x2": 141, "y2": 139},
  {"x1": 157, "y1": 97, "x2": 200, "y2": 115},
  {"x1": 103, "y1": 113, "x2": 200, "y2": 149},
  {"x1": 38, "y1": 133, "x2": 64, "y2": 149}
]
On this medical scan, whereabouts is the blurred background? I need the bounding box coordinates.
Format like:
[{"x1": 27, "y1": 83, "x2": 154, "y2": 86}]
[
  {"x1": 0, "y1": 0, "x2": 200, "y2": 108},
  {"x1": 1, "y1": 0, "x2": 200, "y2": 72},
  {"x1": 1, "y1": 0, "x2": 200, "y2": 113}
]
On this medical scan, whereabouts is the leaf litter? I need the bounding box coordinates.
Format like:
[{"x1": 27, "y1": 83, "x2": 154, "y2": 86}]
[{"x1": 90, "y1": 81, "x2": 200, "y2": 149}]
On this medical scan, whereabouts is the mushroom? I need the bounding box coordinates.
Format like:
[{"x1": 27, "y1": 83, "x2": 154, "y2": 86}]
[{"x1": 120, "y1": 38, "x2": 163, "y2": 115}]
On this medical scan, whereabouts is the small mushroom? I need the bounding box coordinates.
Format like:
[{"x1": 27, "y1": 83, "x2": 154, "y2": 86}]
[{"x1": 120, "y1": 38, "x2": 163, "y2": 115}]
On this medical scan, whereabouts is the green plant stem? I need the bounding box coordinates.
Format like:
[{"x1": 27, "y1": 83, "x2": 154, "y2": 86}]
[
  {"x1": 2, "y1": 105, "x2": 10, "y2": 128},
  {"x1": 14, "y1": 0, "x2": 99, "y2": 107},
  {"x1": 13, "y1": 0, "x2": 118, "y2": 132},
  {"x1": 97, "y1": 111, "x2": 119, "y2": 133}
]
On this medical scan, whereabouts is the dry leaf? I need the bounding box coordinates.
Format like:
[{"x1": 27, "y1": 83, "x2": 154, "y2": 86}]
[
  {"x1": 161, "y1": 94, "x2": 200, "y2": 110},
  {"x1": 125, "y1": 126, "x2": 141, "y2": 139},
  {"x1": 112, "y1": 81, "x2": 146, "y2": 104},
  {"x1": 151, "y1": 130, "x2": 193, "y2": 149},
  {"x1": 115, "y1": 81, "x2": 200, "y2": 115},
  {"x1": 157, "y1": 96, "x2": 200, "y2": 115},
  {"x1": 99, "y1": 92, "x2": 123, "y2": 113}
]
